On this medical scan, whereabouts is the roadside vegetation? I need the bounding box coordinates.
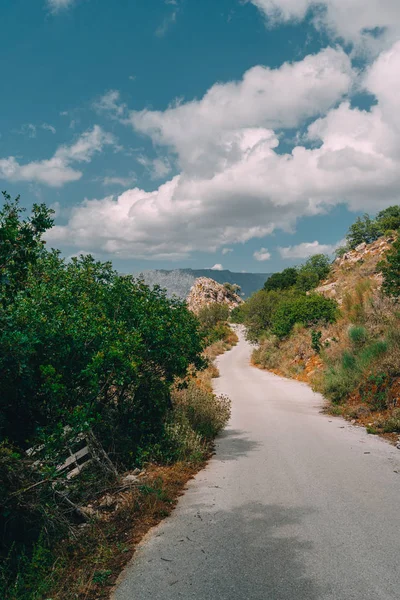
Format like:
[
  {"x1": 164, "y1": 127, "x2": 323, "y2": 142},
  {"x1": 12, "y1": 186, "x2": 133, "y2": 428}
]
[
  {"x1": 0, "y1": 193, "x2": 234, "y2": 600},
  {"x1": 234, "y1": 206, "x2": 400, "y2": 439}
]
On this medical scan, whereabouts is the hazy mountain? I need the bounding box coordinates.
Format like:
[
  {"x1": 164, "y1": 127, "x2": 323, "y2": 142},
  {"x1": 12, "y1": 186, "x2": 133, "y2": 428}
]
[{"x1": 135, "y1": 268, "x2": 271, "y2": 299}]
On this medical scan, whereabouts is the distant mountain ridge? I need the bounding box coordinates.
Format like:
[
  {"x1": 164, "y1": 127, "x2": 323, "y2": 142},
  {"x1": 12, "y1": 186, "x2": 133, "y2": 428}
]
[{"x1": 135, "y1": 268, "x2": 271, "y2": 299}]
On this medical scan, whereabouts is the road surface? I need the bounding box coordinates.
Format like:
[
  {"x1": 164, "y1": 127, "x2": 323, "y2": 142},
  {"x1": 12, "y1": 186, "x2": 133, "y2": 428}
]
[{"x1": 113, "y1": 330, "x2": 400, "y2": 600}]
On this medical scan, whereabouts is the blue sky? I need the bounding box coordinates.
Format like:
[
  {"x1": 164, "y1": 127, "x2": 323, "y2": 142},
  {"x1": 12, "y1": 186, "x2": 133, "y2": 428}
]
[{"x1": 1, "y1": 0, "x2": 400, "y2": 273}]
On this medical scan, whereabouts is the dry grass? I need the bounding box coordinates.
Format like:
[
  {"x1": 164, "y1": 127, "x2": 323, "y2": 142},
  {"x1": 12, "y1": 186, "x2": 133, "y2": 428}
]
[{"x1": 45, "y1": 462, "x2": 204, "y2": 600}]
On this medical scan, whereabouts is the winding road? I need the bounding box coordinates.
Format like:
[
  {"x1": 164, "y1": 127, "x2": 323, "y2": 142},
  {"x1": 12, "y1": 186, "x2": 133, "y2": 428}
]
[{"x1": 114, "y1": 330, "x2": 400, "y2": 600}]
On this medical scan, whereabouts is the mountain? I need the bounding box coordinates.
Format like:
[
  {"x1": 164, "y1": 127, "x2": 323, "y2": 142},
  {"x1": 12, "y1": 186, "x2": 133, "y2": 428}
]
[{"x1": 135, "y1": 268, "x2": 271, "y2": 299}]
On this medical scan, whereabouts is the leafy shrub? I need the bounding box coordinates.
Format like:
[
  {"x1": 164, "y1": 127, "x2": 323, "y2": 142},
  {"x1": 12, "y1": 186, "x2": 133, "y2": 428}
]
[
  {"x1": 296, "y1": 255, "x2": 331, "y2": 291},
  {"x1": 230, "y1": 304, "x2": 247, "y2": 324},
  {"x1": 311, "y1": 330, "x2": 322, "y2": 354},
  {"x1": 197, "y1": 303, "x2": 231, "y2": 344},
  {"x1": 381, "y1": 238, "x2": 400, "y2": 300},
  {"x1": 252, "y1": 336, "x2": 280, "y2": 369},
  {"x1": 264, "y1": 268, "x2": 298, "y2": 291},
  {"x1": 348, "y1": 326, "x2": 368, "y2": 347},
  {"x1": 172, "y1": 381, "x2": 231, "y2": 440},
  {"x1": 346, "y1": 214, "x2": 382, "y2": 249},
  {"x1": 359, "y1": 373, "x2": 391, "y2": 411},
  {"x1": 242, "y1": 289, "x2": 283, "y2": 341},
  {"x1": 375, "y1": 205, "x2": 400, "y2": 233},
  {"x1": 271, "y1": 294, "x2": 338, "y2": 338}
]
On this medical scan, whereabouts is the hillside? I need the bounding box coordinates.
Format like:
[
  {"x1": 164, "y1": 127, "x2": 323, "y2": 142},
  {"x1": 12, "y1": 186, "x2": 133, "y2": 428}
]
[
  {"x1": 135, "y1": 268, "x2": 271, "y2": 299},
  {"x1": 247, "y1": 234, "x2": 400, "y2": 441}
]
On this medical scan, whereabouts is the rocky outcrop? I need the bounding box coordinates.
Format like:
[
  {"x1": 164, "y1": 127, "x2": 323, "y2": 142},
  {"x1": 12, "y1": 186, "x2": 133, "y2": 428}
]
[
  {"x1": 187, "y1": 277, "x2": 243, "y2": 314},
  {"x1": 334, "y1": 238, "x2": 393, "y2": 269},
  {"x1": 315, "y1": 236, "x2": 394, "y2": 303}
]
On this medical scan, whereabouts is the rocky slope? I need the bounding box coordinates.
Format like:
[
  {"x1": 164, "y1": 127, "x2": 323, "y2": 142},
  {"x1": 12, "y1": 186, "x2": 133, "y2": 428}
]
[
  {"x1": 186, "y1": 277, "x2": 243, "y2": 314},
  {"x1": 315, "y1": 236, "x2": 394, "y2": 303}
]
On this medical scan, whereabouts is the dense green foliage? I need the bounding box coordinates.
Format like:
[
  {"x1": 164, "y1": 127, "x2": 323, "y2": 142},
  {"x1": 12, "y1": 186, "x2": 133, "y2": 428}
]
[
  {"x1": 263, "y1": 254, "x2": 331, "y2": 293},
  {"x1": 1, "y1": 194, "x2": 230, "y2": 597},
  {"x1": 264, "y1": 267, "x2": 298, "y2": 291},
  {"x1": 381, "y1": 238, "x2": 400, "y2": 300},
  {"x1": 197, "y1": 303, "x2": 231, "y2": 344},
  {"x1": 0, "y1": 248, "x2": 204, "y2": 459},
  {"x1": 271, "y1": 294, "x2": 338, "y2": 339}
]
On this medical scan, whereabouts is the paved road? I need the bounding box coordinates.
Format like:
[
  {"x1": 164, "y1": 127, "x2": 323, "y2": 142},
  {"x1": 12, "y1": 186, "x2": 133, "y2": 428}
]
[{"x1": 113, "y1": 330, "x2": 400, "y2": 600}]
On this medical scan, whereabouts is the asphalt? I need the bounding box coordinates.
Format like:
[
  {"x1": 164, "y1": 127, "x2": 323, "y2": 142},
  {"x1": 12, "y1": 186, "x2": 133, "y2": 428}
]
[{"x1": 113, "y1": 329, "x2": 400, "y2": 600}]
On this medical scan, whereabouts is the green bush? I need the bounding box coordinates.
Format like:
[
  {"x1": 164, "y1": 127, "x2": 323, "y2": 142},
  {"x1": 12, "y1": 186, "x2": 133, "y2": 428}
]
[
  {"x1": 322, "y1": 367, "x2": 360, "y2": 404},
  {"x1": 172, "y1": 381, "x2": 231, "y2": 441},
  {"x1": 381, "y1": 238, "x2": 400, "y2": 300},
  {"x1": 264, "y1": 268, "x2": 298, "y2": 291},
  {"x1": 348, "y1": 326, "x2": 368, "y2": 347},
  {"x1": 311, "y1": 330, "x2": 322, "y2": 354},
  {"x1": 359, "y1": 373, "x2": 390, "y2": 411},
  {"x1": 296, "y1": 255, "x2": 331, "y2": 291},
  {"x1": 375, "y1": 206, "x2": 400, "y2": 233},
  {"x1": 346, "y1": 214, "x2": 382, "y2": 249},
  {"x1": 242, "y1": 289, "x2": 283, "y2": 341},
  {"x1": 271, "y1": 294, "x2": 338, "y2": 338}
]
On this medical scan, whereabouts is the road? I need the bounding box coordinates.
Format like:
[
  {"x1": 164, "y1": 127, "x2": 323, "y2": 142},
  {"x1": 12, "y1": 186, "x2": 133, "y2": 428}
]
[{"x1": 113, "y1": 330, "x2": 400, "y2": 600}]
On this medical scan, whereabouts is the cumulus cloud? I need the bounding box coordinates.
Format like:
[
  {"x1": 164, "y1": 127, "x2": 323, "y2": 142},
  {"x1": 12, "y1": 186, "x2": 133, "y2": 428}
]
[
  {"x1": 210, "y1": 264, "x2": 224, "y2": 271},
  {"x1": 0, "y1": 126, "x2": 116, "y2": 187},
  {"x1": 250, "y1": 0, "x2": 400, "y2": 50},
  {"x1": 130, "y1": 47, "x2": 353, "y2": 176},
  {"x1": 222, "y1": 248, "x2": 233, "y2": 255},
  {"x1": 253, "y1": 247, "x2": 271, "y2": 261},
  {"x1": 49, "y1": 41, "x2": 400, "y2": 259},
  {"x1": 278, "y1": 240, "x2": 343, "y2": 259}
]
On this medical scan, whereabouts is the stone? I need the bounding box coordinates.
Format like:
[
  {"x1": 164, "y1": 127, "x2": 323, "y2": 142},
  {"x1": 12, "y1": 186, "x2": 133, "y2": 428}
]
[
  {"x1": 99, "y1": 494, "x2": 115, "y2": 508},
  {"x1": 122, "y1": 474, "x2": 139, "y2": 485}
]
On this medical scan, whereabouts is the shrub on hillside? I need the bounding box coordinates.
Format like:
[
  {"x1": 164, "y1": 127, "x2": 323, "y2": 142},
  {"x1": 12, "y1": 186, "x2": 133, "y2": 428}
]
[
  {"x1": 375, "y1": 206, "x2": 400, "y2": 234},
  {"x1": 264, "y1": 267, "x2": 298, "y2": 291},
  {"x1": 197, "y1": 303, "x2": 231, "y2": 344},
  {"x1": 241, "y1": 289, "x2": 282, "y2": 341},
  {"x1": 271, "y1": 294, "x2": 338, "y2": 338},
  {"x1": 346, "y1": 214, "x2": 382, "y2": 249},
  {"x1": 381, "y1": 238, "x2": 400, "y2": 300},
  {"x1": 296, "y1": 255, "x2": 331, "y2": 292}
]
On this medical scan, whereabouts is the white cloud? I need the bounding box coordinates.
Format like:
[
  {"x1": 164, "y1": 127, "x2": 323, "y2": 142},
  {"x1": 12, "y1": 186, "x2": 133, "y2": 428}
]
[
  {"x1": 42, "y1": 123, "x2": 56, "y2": 134},
  {"x1": 0, "y1": 126, "x2": 116, "y2": 187},
  {"x1": 222, "y1": 248, "x2": 233, "y2": 255},
  {"x1": 131, "y1": 47, "x2": 353, "y2": 177},
  {"x1": 49, "y1": 41, "x2": 400, "y2": 259},
  {"x1": 47, "y1": 0, "x2": 76, "y2": 13},
  {"x1": 94, "y1": 90, "x2": 127, "y2": 118},
  {"x1": 250, "y1": 0, "x2": 400, "y2": 50},
  {"x1": 253, "y1": 247, "x2": 271, "y2": 261},
  {"x1": 211, "y1": 264, "x2": 224, "y2": 271},
  {"x1": 278, "y1": 240, "x2": 343, "y2": 259}
]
